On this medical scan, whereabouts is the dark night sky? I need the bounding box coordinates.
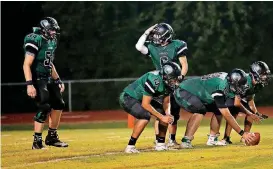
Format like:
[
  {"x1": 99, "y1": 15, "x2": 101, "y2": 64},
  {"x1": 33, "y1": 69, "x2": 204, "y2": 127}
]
[{"x1": 2, "y1": 2, "x2": 44, "y2": 83}]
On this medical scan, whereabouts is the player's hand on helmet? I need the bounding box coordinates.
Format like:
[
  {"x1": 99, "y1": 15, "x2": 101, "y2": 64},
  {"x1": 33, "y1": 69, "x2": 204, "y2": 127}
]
[
  {"x1": 145, "y1": 24, "x2": 158, "y2": 35},
  {"x1": 178, "y1": 75, "x2": 185, "y2": 83},
  {"x1": 27, "y1": 85, "x2": 37, "y2": 98},
  {"x1": 161, "y1": 114, "x2": 174, "y2": 124},
  {"x1": 242, "y1": 132, "x2": 256, "y2": 145},
  {"x1": 55, "y1": 78, "x2": 65, "y2": 93}
]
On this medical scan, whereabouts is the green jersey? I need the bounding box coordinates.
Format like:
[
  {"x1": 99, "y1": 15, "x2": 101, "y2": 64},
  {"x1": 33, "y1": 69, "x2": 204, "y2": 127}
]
[
  {"x1": 147, "y1": 40, "x2": 187, "y2": 70},
  {"x1": 123, "y1": 71, "x2": 169, "y2": 101},
  {"x1": 242, "y1": 74, "x2": 262, "y2": 101},
  {"x1": 175, "y1": 72, "x2": 236, "y2": 104},
  {"x1": 23, "y1": 27, "x2": 57, "y2": 77}
]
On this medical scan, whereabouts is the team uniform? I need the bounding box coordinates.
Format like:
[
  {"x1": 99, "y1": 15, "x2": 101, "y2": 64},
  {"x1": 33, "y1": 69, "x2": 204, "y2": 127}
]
[
  {"x1": 174, "y1": 72, "x2": 233, "y2": 114},
  {"x1": 119, "y1": 70, "x2": 170, "y2": 120},
  {"x1": 173, "y1": 72, "x2": 248, "y2": 114},
  {"x1": 146, "y1": 39, "x2": 188, "y2": 124},
  {"x1": 146, "y1": 40, "x2": 187, "y2": 70},
  {"x1": 120, "y1": 61, "x2": 181, "y2": 153},
  {"x1": 24, "y1": 22, "x2": 67, "y2": 149},
  {"x1": 24, "y1": 28, "x2": 65, "y2": 123}
]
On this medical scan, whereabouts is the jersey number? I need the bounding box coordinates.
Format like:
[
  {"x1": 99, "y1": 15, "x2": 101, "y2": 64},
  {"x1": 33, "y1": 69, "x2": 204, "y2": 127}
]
[{"x1": 44, "y1": 51, "x2": 53, "y2": 67}]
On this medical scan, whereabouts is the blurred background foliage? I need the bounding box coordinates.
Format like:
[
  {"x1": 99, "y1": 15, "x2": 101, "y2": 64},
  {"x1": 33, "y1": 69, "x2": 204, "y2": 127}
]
[{"x1": 2, "y1": 1, "x2": 273, "y2": 112}]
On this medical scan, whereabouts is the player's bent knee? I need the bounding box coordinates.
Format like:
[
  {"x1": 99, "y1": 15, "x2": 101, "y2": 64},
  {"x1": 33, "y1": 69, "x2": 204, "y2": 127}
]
[
  {"x1": 34, "y1": 103, "x2": 51, "y2": 123},
  {"x1": 136, "y1": 112, "x2": 151, "y2": 121}
]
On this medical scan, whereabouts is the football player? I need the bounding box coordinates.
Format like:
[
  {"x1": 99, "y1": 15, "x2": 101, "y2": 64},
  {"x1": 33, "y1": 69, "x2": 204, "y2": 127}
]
[
  {"x1": 23, "y1": 17, "x2": 68, "y2": 149},
  {"x1": 209, "y1": 61, "x2": 271, "y2": 145},
  {"x1": 135, "y1": 23, "x2": 189, "y2": 147},
  {"x1": 173, "y1": 69, "x2": 258, "y2": 148},
  {"x1": 119, "y1": 62, "x2": 181, "y2": 153}
]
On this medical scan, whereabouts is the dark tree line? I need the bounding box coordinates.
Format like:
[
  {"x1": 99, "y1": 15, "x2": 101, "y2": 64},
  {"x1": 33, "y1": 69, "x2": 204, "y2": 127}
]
[{"x1": 2, "y1": 2, "x2": 273, "y2": 112}]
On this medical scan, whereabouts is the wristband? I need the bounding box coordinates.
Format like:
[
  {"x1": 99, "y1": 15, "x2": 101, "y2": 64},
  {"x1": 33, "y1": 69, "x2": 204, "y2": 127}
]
[
  {"x1": 239, "y1": 130, "x2": 245, "y2": 136},
  {"x1": 55, "y1": 78, "x2": 63, "y2": 84},
  {"x1": 26, "y1": 80, "x2": 33, "y2": 86}
]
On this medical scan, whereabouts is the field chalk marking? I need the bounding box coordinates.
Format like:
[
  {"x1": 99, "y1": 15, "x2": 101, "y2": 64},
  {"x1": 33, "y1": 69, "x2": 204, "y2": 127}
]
[{"x1": 2, "y1": 148, "x2": 158, "y2": 169}]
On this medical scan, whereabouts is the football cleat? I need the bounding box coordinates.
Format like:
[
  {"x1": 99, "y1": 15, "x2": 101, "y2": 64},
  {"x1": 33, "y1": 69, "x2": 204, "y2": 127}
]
[
  {"x1": 124, "y1": 145, "x2": 140, "y2": 153},
  {"x1": 45, "y1": 131, "x2": 68, "y2": 147},
  {"x1": 32, "y1": 135, "x2": 46, "y2": 150},
  {"x1": 155, "y1": 143, "x2": 168, "y2": 151}
]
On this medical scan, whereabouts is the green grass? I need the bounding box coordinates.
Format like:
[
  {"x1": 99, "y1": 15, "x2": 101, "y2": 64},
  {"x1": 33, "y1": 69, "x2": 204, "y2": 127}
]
[{"x1": 2, "y1": 118, "x2": 273, "y2": 169}]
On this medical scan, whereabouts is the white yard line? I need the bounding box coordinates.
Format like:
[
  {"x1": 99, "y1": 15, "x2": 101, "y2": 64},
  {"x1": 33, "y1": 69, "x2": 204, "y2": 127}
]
[{"x1": 2, "y1": 148, "x2": 156, "y2": 169}]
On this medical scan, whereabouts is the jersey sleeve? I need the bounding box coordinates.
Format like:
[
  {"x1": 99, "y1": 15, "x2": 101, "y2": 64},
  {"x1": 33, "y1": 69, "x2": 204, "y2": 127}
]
[
  {"x1": 211, "y1": 80, "x2": 229, "y2": 108},
  {"x1": 143, "y1": 74, "x2": 161, "y2": 96},
  {"x1": 211, "y1": 90, "x2": 227, "y2": 108},
  {"x1": 23, "y1": 33, "x2": 42, "y2": 56},
  {"x1": 175, "y1": 40, "x2": 188, "y2": 57}
]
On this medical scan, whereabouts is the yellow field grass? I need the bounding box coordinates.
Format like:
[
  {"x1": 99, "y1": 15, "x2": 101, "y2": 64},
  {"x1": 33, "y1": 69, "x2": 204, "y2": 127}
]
[{"x1": 1, "y1": 118, "x2": 273, "y2": 169}]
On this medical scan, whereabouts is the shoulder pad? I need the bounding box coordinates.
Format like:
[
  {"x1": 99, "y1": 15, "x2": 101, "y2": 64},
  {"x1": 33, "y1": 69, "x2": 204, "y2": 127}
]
[
  {"x1": 173, "y1": 39, "x2": 187, "y2": 46},
  {"x1": 24, "y1": 33, "x2": 42, "y2": 50}
]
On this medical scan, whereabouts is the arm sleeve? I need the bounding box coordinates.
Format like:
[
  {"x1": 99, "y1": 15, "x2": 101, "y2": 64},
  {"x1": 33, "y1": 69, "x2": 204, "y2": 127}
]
[{"x1": 135, "y1": 34, "x2": 149, "y2": 55}]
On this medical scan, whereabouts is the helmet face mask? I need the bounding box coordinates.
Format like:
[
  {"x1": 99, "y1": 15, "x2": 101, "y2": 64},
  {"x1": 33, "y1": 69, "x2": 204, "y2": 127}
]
[
  {"x1": 250, "y1": 61, "x2": 271, "y2": 86},
  {"x1": 40, "y1": 17, "x2": 60, "y2": 40},
  {"x1": 151, "y1": 23, "x2": 174, "y2": 45},
  {"x1": 227, "y1": 69, "x2": 250, "y2": 96},
  {"x1": 161, "y1": 62, "x2": 181, "y2": 91}
]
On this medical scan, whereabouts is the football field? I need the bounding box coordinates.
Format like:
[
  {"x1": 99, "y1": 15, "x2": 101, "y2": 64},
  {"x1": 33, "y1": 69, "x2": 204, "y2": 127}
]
[{"x1": 1, "y1": 118, "x2": 273, "y2": 169}]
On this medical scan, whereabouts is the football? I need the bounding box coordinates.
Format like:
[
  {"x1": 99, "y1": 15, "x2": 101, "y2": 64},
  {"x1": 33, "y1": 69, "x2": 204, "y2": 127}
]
[{"x1": 245, "y1": 132, "x2": 261, "y2": 146}]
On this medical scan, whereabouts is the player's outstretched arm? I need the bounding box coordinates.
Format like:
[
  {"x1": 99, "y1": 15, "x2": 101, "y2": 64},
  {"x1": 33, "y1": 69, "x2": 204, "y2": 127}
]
[
  {"x1": 234, "y1": 96, "x2": 261, "y2": 122},
  {"x1": 248, "y1": 98, "x2": 268, "y2": 119},
  {"x1": 248, "y1": 99, "x2": 258, "y2": 114},
  {"x1": 218, "y1": 107, "x2": 256, "y2": 144},
  {"x1": 213, "y1": 93, "x2": 256, "y2": 143}
]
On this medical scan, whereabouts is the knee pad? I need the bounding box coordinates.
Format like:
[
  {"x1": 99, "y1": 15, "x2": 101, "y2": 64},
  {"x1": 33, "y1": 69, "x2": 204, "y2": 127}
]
[
  {"x1": 51, "y1": 99, "x2": 65, "y2": 110},
  {"x1": 34, "y1": 103, "x2": 51, "y2": 123}
]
